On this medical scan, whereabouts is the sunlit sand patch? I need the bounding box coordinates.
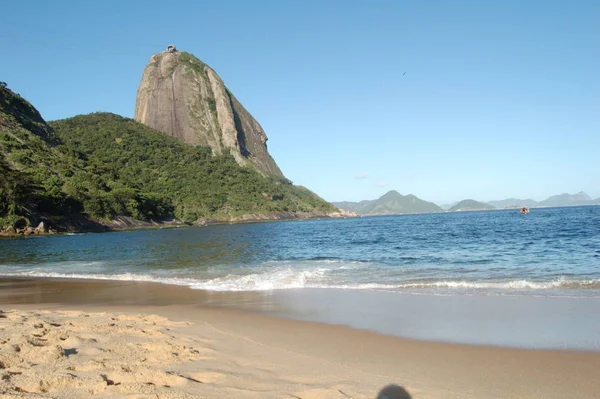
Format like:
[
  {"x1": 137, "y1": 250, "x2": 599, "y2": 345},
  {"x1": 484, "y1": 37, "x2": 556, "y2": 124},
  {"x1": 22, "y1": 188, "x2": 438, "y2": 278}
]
[{"x1": 0, "y1": 309, "x2": 207, "y2": 398}]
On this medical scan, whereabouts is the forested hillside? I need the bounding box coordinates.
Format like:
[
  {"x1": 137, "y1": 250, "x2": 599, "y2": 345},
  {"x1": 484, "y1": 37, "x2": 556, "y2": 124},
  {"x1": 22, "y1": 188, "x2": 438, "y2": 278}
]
[{"x1": 0, "y1": 84, "x2": 337, "y2": 233}]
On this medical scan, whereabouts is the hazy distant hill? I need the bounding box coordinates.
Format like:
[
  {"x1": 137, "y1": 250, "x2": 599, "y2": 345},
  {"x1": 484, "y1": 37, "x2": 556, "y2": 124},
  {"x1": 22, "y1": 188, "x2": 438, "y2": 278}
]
[
  {"x1": 449, "y1": 200, "x2": 495, "y2": 212},
  {"x1": 487, "y1": 198, "x2": 538, "y2": 209},
  {"x1": 488, "y1": 192, "x2": 599, "y2": 209},
  {"x1": 333, "y1": 200, "x2": 370, "y2": 212},
  {"x1": 333, "y1": 190, "x2": 443, "y2": 215},
  {"x1": 440, "y1": 202, "x2": 458, "y2": 211},
  {"x1": 538, "y1": 192, "x2": 595, "y2": 207}
]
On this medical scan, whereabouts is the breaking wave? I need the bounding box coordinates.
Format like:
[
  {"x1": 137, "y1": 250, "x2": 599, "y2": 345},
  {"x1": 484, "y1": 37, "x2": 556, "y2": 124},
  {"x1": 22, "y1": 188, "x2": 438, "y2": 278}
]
[{"x1": 2, "y1": 262, "x2": 600, "y2": 294}]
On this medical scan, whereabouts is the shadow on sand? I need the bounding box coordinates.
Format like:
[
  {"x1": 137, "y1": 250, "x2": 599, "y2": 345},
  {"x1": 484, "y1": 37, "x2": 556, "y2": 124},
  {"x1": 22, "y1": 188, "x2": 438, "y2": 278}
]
[{"x1": 376, "y1": 384, "x2": 411, "y2": 399}]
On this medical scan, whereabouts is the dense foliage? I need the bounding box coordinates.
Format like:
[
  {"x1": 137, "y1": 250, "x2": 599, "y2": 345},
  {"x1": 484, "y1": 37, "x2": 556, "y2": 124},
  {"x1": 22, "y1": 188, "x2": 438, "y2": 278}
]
[
  {"x1": 0, "y1": 85, "x2": 73, "y2": 229},
  {"x1": 50, "y1": 113, "x2": 335, "y2": 222},
  {"x1": 0, "y1": 85, "x2": 335, "y2": 229}
]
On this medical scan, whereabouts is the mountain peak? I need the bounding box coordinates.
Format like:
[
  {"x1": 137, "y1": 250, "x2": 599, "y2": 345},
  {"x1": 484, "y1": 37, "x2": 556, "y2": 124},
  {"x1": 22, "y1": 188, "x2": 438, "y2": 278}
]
[
  {"x1": 576, "y1": 191, "x2": 591, "y2": 199},
  {"x1": 134, "y1": 48, "x2": 283, "y2": 176},
  {"x1": 0, "y1": 84, "x2": 54, "y2": 143},
  {"x1": 333, "y1": 191, "x2": 443, "y2": 215},
  {"x1": 381, "y1": 190, "x2": 402, "y2": 198}
]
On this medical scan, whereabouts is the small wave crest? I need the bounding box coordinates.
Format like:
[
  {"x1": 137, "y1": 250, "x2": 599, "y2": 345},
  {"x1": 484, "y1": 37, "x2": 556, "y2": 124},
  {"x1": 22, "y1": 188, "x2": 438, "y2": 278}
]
[
  {"x1": 0, "y1": 259, "x2": 361, "y2": 292},
  {"x1": 192, "y1": 275, "x2": 600, "y2": 292},
  {"x1": 189, "y1": 267, "x2": 328, "y2": 291},
  {"x1": 392, "y1": 278, "x2": 600, "y2": 290}
]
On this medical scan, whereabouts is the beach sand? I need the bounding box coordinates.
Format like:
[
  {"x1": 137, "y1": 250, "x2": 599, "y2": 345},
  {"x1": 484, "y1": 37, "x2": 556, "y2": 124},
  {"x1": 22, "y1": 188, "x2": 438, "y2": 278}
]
[{"x1": 1, "y1": 279, "x2": 600, "y2": 399}]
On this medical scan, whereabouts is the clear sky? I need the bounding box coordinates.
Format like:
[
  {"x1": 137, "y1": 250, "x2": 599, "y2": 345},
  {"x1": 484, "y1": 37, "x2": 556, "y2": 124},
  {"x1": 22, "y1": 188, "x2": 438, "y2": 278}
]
[{"x1": 1, "y1": 1, "x2": 598, "y2": 204}]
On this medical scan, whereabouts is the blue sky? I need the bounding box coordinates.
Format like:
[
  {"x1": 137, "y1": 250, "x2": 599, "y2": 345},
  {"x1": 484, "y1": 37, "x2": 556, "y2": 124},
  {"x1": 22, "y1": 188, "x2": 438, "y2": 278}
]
[{"x1": 1, "y1": 1, "x2": 598, "y2": 204}]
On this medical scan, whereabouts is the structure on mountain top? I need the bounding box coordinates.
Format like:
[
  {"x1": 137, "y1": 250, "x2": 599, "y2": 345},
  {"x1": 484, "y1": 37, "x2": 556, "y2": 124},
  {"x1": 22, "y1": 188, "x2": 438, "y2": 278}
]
[{"x1": 165, "y1": 45, "x2": 177, "y2": 53}]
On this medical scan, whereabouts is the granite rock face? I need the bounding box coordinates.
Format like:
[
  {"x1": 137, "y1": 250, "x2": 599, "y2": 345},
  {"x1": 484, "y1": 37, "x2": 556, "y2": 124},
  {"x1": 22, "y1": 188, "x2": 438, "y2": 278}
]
[{"x1": 134, "y1": 50, "x2": 283, "y2": 176}]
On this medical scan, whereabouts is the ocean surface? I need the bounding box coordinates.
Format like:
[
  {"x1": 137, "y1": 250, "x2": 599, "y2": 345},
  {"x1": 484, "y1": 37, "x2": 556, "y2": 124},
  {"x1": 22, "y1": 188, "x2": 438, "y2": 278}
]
[{"x1": 1, "y1": 206, "x2": 600, "y2": 349}]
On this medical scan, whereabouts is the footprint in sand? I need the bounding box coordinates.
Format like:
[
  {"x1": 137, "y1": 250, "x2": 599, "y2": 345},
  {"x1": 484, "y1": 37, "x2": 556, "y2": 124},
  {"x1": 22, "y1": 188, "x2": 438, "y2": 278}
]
[
  {"x1": 184, "y1": 371, "x2": 225, "y2": 384},
  {"x1": 290, "y1": 388, "x2": 362, "y2": 399},
  {"x1": 0, "y1": 310, "x2": 210, "y2": 398}
]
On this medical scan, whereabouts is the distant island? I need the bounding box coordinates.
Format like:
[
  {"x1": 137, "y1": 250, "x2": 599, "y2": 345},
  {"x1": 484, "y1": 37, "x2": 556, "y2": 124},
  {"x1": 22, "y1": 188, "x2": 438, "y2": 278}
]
[
  {"x1": 333, "y1": 190, "x2": 443, "y2": 215},
  {"x1": 486, "y1": 198, "x2": 539, "y2": 209},
  {"x1": 488, "y1": 192, "x2": 599, "y2": 209},
  {"x1": 448, "y1": 200, "x2": 495, "y2": 212},
  {"x1": 336, "y1": 191, "x2": 600, "y2": 216}
]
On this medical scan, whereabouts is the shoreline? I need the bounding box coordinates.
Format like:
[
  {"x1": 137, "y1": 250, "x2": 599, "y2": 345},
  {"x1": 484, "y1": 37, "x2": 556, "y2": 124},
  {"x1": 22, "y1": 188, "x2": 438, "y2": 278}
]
[
  {"x1": 2, "y1": 278, "x2": 600, "y2": 398},
  {"x1": 5, "y1": 203, "x2": 599, "y2": 238},
  {"x1": 2, "y1": 276, "x2": 600, "y2": 351},
  {"x1": 0, "y1": 211, "x2": 359, "y2": 239},
  {"x1": 334, "y1": 203, "x2": 600, "y2": 216},
  {"x1": 3, "y1": 276, "x2": 600, "y2": 349}
]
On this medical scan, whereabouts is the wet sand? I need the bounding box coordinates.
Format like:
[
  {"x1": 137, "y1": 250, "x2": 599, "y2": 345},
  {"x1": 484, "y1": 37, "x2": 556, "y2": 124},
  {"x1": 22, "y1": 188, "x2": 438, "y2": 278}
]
[
  {"x1": 2, "y1": 278, "x2": 600, "y2": 398},
  {"x1": 3, "y1": 277, "x2": 600, "y2": 350}
]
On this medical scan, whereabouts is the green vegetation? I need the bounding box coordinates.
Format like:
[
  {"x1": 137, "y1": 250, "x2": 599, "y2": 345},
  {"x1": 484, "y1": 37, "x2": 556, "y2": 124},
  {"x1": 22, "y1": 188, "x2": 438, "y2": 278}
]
[
  {"x1": 50, "y1": 112, "x2": 336, "y2": 222},
  {"x1": 0, "y1": 85, "x2": 336, "y2": 230},
  {"x1": 0, "y1": 156, "x2": 35, "y2": 229},
  {"x1": 0, "y1": 83, "x2": 55, "y2": 143},
  {"x1": 0, "y1": 85, "x2": 73, "y2": 229},
  {"x1": 207, "y1": 98, "x2": 217, "y2": 114},
  {"x1": 178, "y1": 52, "x2": 206, "y2": 75}
]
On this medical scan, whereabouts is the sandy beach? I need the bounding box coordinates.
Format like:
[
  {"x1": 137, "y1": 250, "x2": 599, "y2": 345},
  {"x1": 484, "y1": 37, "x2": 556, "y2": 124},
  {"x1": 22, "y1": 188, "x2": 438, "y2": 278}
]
[{"x1": 1, "y1": 279, "x2": 600, "y2": 399}]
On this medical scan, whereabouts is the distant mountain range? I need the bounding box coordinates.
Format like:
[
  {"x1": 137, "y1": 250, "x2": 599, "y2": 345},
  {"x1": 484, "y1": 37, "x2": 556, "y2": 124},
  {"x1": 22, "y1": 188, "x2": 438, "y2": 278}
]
[
  {"x1": 487, "y1": 192, "x2": 599, "y2": 209},
  {"x1": 486, "y1": 198, "x2": 538, "y2": 209},
  {"x1": 333, "y1": 190, "x2": 443, "y2": 215},
  {"x1": 335, "y1": 191, "x2": 600, "y2": 216}
]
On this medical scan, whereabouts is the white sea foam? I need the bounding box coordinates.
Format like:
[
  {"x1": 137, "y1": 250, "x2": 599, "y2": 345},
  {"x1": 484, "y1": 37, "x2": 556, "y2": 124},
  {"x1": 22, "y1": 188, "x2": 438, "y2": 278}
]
[
  {"x1": 1, "y1": 259, "x2": 599, "y2": 294},
  {"x1": 189, "y1": 267, "x2": 329, "y2": 291},
  {"x1": 2, "y1": 268, "x2": 600, "y2": 294},
  {"x1": 393, "y1": 278, "x2": 600, "y2": 290}
]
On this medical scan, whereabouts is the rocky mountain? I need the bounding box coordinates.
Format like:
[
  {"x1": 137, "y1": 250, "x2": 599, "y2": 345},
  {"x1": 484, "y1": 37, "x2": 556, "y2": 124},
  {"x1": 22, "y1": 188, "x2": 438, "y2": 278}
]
[
  {"x1": 134, "y1": 47, "x2": 282, "y2": 177},
  {"x1": 1, "y1": 83, "x2": 342, "y2": 236},
  {"x1": 333, "y1": 190, "x2": 443, "y2": 215},
  {"x1": 448, "y1": 200, "x2": 495, "y2": 212}
]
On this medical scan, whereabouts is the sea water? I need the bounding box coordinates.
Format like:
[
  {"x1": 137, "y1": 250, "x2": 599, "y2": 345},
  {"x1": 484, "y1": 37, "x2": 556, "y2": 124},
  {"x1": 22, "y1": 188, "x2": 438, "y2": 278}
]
[{"x1": 1, "y1": 206, "x2": 599, "y2": 349}]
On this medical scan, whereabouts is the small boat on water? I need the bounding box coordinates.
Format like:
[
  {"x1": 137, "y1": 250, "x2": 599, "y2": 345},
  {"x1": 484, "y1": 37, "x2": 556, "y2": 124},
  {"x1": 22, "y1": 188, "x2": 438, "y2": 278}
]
[{"x1": 520, "y1": 207, "x2": 529, "y2": 214}]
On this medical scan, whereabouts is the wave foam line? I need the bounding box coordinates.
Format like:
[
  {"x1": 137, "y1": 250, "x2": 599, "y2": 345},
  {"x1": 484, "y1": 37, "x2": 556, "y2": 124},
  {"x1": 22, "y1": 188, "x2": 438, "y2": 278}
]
[
  {"x1": 1, "y1": 271, "x2": 599, "y2": 292},
  {"x1": 392, "y1": 279, "x2": 600, "y2": 290}
]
